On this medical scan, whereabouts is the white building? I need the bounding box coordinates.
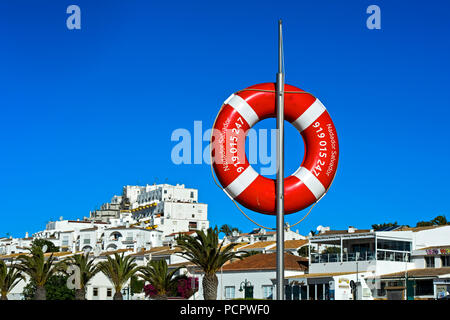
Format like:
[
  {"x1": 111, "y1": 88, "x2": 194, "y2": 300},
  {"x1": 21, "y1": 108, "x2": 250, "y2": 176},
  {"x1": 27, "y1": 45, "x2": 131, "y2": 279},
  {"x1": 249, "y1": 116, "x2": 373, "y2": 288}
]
[{"x1": 286, "y1": 225, "x2": 450, "y2": 300}]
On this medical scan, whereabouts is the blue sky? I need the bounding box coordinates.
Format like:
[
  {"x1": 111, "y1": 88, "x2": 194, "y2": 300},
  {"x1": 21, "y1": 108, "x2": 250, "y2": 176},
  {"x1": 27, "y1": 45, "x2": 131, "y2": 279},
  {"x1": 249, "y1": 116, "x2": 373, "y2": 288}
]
[{"x1": 0, "y1": 0, "x2": 449, "y2": 237}]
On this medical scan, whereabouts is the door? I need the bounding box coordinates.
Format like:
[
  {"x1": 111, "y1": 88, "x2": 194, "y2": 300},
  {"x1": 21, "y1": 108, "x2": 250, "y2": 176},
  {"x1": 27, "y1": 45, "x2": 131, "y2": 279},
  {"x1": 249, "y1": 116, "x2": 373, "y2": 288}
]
[
  {"x1": 244, "y1": 286, "x2": 254, "y2": 299},
  {"x1": 406, "y1": 280, "x2": 415, "y2": 300}
]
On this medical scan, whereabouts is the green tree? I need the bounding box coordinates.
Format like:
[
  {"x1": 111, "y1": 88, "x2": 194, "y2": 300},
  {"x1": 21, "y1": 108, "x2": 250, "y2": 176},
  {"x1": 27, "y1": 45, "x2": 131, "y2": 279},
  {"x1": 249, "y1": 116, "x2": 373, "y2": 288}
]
[
  {"x1": 0, "y1": 259, "x2": 25, "y2": 300},
  {"x1": 432, "y1": 215, "x2": 448, "y2": 226},
  {"x1": 23, "y1": 275, "x2": 75, "y2": 300},
  {"x1": 31, "y1": 239, "x2": 59, "y2": 253},
  {"x1": 371, "y1": 222, "x2": 398, "y2": 231},
  {"x1": 176, "y1": 227, "x2": 243, "y2": 300},
  {"x1": 97, "y1": 253, "x2": 141, "y2": 300},
  {"x1": 63, "y1": 252, "x2": 100, "y2": 300},
  {"x1": 416, "y1": 215, "x2": 449, "y2": 227},
  {"x1": 416, "y1": 220, "x2": 434, "y2": 227},
  {"x1": 297, "y1": 246, "x2": 310, "y2": 257},
  {"x1": 15, "y1": 246, "x2": 64, "y2": 300},
  {"x1": 139, "y1": 259, "x2": 184, "y2": 299},
  {"x1": 130, "y1": 275, "x2": 145, "y2": 295},
  {"x1": 321, "y1": 246, "x2": 341, "y2": 254}
]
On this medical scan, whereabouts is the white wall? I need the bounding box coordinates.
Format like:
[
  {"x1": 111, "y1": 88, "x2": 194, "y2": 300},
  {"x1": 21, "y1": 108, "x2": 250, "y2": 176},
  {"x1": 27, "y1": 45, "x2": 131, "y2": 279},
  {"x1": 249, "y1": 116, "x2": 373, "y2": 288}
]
[
  {"x1": 194, "y1": 270, "x2": 304, "y2": 300},
  {"x1": 413, "y1": 226, "x2": 450, "y2": 249}
]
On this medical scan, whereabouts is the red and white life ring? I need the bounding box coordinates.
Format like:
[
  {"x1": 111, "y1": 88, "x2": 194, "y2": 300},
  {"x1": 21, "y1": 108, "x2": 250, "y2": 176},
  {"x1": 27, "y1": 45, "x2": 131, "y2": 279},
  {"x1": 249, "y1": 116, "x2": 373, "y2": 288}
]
[{"x1": 211, "y1": 83, "x2": 339, "y2": 215}]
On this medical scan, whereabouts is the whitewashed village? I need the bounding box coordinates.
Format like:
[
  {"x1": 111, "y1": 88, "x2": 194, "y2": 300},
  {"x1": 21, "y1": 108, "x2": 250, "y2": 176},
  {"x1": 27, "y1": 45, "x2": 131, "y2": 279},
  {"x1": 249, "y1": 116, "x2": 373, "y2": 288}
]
[{"x1": 1, "y1": 183, "x2": 450, "y2": 300}]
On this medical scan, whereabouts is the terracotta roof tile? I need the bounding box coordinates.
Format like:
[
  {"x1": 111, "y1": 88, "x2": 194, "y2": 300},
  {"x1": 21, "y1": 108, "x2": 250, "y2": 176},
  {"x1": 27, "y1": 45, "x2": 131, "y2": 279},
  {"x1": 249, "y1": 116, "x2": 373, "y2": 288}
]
[
  {"x1": 241, "y1": 241, "x2": 276, "y2": 250},
  {"x1": 395, "y1": 225, "x2": 446, "y2": 232},
  {"x1": 220, "y1": 242, "x2": 249, "y2": 252},
  {"x1": 419, "y1": 245, "x2": 450, "y2": 251},
  {"x1": 222, "y1": 253, "x2": 307, "y2": 272},
  {"x1": 99, "y1": 248, "x2": 133, "y2": 256},
  {"x1": 374, "y1": 268, "x2": 450, "y2": 278},
  {"x1": 286, "y1": 272, "x2": 356, "y2": 279},
  {"x1": 269, "y1": 240, "x2": 309, "y2": 251}
]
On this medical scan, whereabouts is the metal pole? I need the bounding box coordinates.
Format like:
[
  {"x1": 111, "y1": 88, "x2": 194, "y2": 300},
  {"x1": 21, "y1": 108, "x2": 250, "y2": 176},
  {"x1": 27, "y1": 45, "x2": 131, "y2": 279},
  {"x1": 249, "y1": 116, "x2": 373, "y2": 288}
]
[{"x1": 276, "y1": 19, "x2": 285, "y2": 301}]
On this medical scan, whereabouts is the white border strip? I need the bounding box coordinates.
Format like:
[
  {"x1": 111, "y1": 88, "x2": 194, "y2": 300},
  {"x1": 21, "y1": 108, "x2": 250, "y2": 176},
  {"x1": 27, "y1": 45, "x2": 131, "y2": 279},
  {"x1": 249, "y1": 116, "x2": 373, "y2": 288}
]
[
  {"x1": 291, "y1": 99, "x2": 326, "y2": 132},
  {"x1": 224, "y1": 94, "x2": 259, "y2": 127},
  {"x1": 291, "y1": 166, "x2": 326, "y2": 199},
  {"x1": 225, "y1": 166, "x2": 259, "y2": 199}
]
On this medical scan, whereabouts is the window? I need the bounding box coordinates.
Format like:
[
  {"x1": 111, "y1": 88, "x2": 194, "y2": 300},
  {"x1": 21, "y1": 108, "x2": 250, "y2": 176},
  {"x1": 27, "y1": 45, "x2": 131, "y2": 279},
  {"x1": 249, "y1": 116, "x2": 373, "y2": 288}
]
[
  {"x1": 377, "y1": 240, "x2": 411, "y2": 251},
  {"x1": 189, "y1": 221, "x2": 198, "y2": 229},
  {"x1": 83, "y1": 237, "x2": 90, "y2": 245},
  {"x1": 425, "y1": 256, "x2": 435, "y2": 268},
  {"x1": 93, "y1": 288, "x2": 98, "y2": 297},
  {"x1": 190, "y1": 192, "x2": 194, "y2": 198},
  {"x1": 262, "y1": 285, "x2": 273, "y2": 299},
  {"x1": 164, "y1": 190, "x2": 167, "y2": 194},
  {"x1": 442, "y1": 256, "x2": 450, "y2": 267},
  {"x1": 415, "y1": 279, "x2": 434, "y2": 296},
  {"x1": 225, "y1": 286, "x2": 235, "y2": 299},
  {"x1": 192, "y1": 214, "x2": 195, "y2": 218},
  {"x1": 107, "y1": 288, "x2": 112, "y2": 297}
]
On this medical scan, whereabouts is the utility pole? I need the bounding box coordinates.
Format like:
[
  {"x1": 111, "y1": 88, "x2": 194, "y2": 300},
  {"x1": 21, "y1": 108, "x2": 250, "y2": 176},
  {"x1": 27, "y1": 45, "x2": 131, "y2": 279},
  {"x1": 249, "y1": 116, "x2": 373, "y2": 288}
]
[{"x1": 275, "y1": 19, "x2": 285, "y2": 301}]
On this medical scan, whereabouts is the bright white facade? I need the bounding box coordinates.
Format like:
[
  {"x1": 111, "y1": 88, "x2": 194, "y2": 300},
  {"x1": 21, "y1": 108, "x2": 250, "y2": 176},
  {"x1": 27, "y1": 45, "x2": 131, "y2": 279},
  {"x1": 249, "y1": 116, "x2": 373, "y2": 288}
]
[{"x1": 287, "y1": 225, "x2": 450, "y2": 300}]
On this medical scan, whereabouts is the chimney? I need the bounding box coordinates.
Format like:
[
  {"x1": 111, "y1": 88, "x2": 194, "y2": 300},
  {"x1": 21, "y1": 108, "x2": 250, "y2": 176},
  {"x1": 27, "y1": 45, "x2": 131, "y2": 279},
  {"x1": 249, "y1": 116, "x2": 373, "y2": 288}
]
[
  {"x1": 25, "y1": 232, "x2": 29, "y2": 238},
  {"x1": 348, "y1": 226, "x2": 357, "y2": 233},
  {"x1": 250, "y1": 235, "x2": 255, "y2": 244}
]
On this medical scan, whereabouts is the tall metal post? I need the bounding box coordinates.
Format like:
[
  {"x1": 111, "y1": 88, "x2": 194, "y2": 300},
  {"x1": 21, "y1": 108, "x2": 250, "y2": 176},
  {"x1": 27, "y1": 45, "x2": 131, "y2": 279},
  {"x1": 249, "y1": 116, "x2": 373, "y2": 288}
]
[{"x1": 275, "y1": 19, "x2": 285, "y2": 300}]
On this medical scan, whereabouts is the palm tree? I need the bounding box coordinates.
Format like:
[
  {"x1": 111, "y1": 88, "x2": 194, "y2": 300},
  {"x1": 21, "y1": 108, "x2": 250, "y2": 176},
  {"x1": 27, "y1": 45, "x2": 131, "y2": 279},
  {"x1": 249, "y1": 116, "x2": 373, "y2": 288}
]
[
  {"x1": 219, "y1": 224, "x2": 232, "y2": 237},
  {"x1": 176, "y1": 227, "x2": 243, "y2": 300},
  {"x1": 139, "y1": 259, "x2": 184, "y2": 299},
  {"x1": 97, "y1": 253, "x2": 141, "y2": 300},
  {"x1": 0, "y1": 259, "x2": 25, "y2": 300},
  {"x1": 15, "y1": 246, "x2": 64, "y2": 300},
  {"x1": 63, "y1": 253, "x2": 100, "y2": 300}
]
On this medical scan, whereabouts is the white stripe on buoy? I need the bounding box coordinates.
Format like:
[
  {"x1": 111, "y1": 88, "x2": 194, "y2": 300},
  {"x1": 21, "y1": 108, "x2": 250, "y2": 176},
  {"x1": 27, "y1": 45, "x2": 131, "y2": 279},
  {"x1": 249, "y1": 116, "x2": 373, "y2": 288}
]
[
  {"x1": 225, "y1": 166, "x2": 259, "y2": 199},
  {"x1": 291, "y1": 99, "x2": 326, "y2": 132},
  {"x1": 224, "y1": 94, "x2": 259, "y2": 127},
  {"x1": 291, "y1": 166, "x2": 326, "y2": 199}
]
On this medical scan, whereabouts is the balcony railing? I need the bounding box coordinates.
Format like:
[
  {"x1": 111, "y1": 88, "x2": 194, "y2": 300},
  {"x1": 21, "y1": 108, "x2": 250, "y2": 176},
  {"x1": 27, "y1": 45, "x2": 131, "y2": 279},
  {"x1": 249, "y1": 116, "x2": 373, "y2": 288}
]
[
  {"x1": 377, "y1": 250, "x2": 410, "y2": 262},
  {"x1": 311, "y1": 250, "x2": 410, "y2": 264},
  {"x1": 311, "y1": 251, "x2": 376, "y2": 264}
]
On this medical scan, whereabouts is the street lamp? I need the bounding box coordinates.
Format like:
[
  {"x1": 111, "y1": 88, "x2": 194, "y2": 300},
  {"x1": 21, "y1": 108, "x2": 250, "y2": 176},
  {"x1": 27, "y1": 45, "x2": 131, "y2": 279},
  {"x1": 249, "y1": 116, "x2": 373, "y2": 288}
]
[
  {"x1": 122, "y1": 286, "x2": 130, "y2": 300},
  {"x1": 239, "y1": 279, "x2": 253, "y2": 298}
]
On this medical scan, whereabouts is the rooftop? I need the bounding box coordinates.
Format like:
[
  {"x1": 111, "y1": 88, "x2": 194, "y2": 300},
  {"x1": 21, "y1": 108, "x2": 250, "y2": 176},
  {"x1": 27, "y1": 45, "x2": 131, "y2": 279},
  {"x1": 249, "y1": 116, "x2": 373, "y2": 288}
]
[
  {"x1": 316, "y1": 229, "x2": 371, "y2": 236},
  {"x1": 240, "y1": 241, "x2": 276, "y2": 250},
  {"x1": 395, "y1": 225, "x2": 447, "y2": 232},
  {"x1": 222, "y1": 253, "x2": 307, "y2": 272},
  {"x1": 286, "y1": 271, "x2": 356, "y2": 279},
  {"x1": 98, "y1": 248, "x2": 133, "y2": 256},
  {"x1": 419, "y1": 245, "x2": 450, "y2": 250},
  {"x1": 268, "y1": 240, "x2": 309, "y2": 251},
  {"x1": 373, "y1": 267, "x2": 450, "y2": 279},
  {"x1": 167, "y1": 231, "x2": 196, "y2": 237}
]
